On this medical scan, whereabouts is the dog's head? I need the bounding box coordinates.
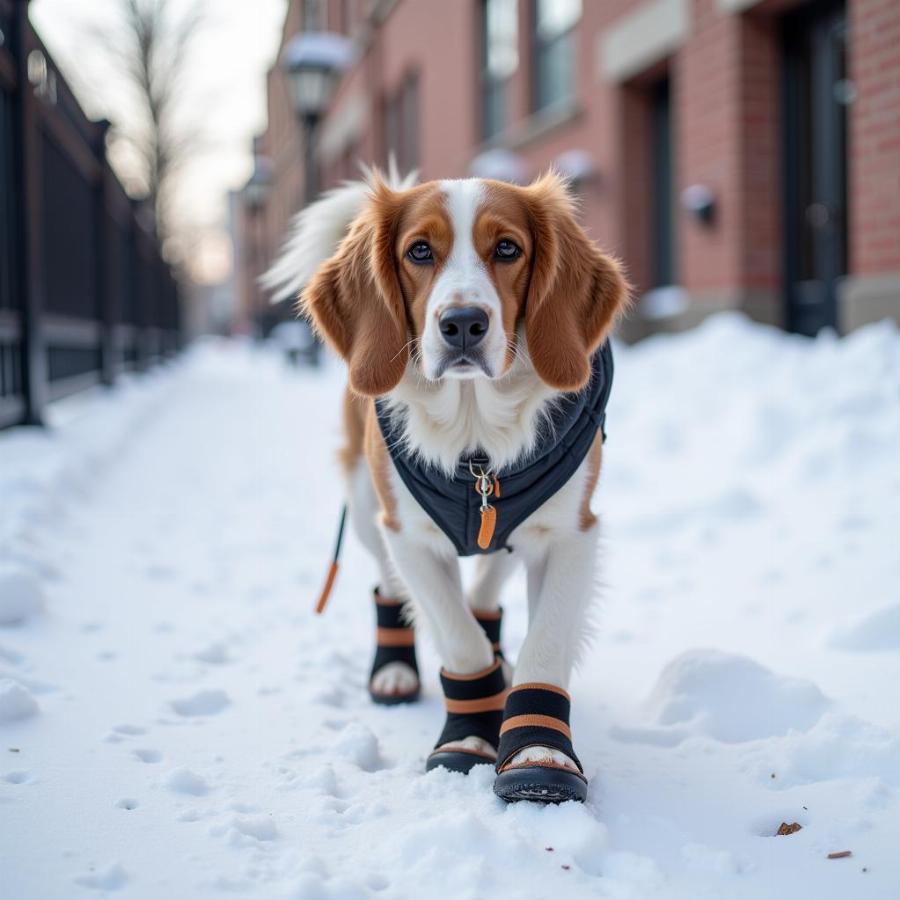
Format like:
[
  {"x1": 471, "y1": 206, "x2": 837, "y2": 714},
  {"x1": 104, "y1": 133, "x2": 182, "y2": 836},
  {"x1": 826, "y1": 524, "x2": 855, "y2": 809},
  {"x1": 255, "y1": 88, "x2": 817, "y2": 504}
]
[{"x1": 303, "y1": 173, "x2": 629, "y2": 396}]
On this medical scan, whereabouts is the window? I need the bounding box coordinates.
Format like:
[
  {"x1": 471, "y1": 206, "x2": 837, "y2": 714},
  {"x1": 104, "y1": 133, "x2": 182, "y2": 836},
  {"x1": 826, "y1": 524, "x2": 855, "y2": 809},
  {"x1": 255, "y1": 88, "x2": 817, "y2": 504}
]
[
  {"x1": 384, "y1": 73, "x2": 420, "y2": 173},
  {"x1": 533, "y1": 0, "x2": 580, "y2": 112},
  {"x1": 481, "y1": 0, "x2": 519, "y2": 140}
]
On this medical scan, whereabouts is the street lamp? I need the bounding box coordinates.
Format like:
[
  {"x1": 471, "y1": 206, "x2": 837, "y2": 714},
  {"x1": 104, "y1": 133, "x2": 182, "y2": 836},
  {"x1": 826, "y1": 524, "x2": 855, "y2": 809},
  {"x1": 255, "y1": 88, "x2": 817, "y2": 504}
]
[
  {"x1": 244, "y1": 155, "x2": 271, "y2": 211},
  {"x1": 244, "y1": 154, "x2": 271, "y2": 336},
  {"x1": 281, "y1": 32, "x2": 353, "y2": 204}
]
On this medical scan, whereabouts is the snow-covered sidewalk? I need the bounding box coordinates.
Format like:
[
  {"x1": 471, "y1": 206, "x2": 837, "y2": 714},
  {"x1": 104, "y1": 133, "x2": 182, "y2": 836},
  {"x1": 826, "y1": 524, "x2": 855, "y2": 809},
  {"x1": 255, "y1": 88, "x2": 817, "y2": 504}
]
[{"x1": 2, "y1": 316, "x2": 899, "y2": 899}]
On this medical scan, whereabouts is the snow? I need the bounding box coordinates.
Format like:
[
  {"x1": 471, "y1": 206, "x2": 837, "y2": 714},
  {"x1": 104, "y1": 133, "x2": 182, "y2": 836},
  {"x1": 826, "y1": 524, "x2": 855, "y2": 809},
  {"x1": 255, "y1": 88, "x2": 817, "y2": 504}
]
[
  {"x1": 0, "y1": 564, "x2": 45, "y2": 625},
  {"x1": 0, "y1": 678, "x2": 39, "y2": 723},
  {"x1": 1, "y1": 318, "x2": 899, "y2": 899}
]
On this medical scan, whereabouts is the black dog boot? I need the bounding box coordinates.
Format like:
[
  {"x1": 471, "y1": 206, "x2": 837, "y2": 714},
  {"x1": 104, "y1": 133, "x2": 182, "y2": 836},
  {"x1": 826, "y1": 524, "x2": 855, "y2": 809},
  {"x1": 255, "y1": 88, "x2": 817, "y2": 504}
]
[
  {"x1": 426, "y1": 659, "x2": 508, "y2": 774},
  {"x1": 368, "y1": 588, "x2": 420, "y2": 705},
  {"x1": 493, "y1": 683, "x2": 588, "y2": 803}
]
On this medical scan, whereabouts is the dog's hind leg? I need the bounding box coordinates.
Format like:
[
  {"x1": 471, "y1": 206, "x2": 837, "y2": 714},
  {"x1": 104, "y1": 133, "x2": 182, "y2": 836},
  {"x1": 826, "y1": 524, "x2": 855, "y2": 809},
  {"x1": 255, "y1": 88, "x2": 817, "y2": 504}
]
[
  {"x1": 341, "y1": 389, "x2": 418, "y2": 704},
  {"x1": 466, "y1": 551, "x2": 516, "y2": 613},
  {"x1": 467, "y1": 551, "x2": 518, "y2": 677}
]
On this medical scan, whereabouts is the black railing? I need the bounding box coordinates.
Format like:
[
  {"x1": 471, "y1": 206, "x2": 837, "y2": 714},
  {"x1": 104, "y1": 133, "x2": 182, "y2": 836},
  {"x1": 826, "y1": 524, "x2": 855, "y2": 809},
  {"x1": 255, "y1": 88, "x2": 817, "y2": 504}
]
[{"x1": 0, "y1": 0, "x2": 181, "y2": 429}]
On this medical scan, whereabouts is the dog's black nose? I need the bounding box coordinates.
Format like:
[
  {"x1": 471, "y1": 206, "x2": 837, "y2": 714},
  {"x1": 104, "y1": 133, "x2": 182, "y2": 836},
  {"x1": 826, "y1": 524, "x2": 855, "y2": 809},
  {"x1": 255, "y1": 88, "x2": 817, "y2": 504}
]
[{"x1": 439, "y1": 306, "x2": 489, "y2": 350}]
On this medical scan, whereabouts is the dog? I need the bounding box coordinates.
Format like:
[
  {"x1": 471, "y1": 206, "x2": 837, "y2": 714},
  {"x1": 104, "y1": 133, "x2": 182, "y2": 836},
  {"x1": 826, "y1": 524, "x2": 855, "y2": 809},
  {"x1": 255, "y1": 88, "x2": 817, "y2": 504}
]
[{"x1": 266, "y1": 170, "x2": 629, "y2": 802}]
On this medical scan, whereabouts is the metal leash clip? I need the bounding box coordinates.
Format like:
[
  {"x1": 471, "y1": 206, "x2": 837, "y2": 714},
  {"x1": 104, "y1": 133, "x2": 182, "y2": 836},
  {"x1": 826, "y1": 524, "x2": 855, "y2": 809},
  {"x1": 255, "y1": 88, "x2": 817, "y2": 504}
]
[{"x1": 469, "y1": 460, "x2": 498, "y2": 550}]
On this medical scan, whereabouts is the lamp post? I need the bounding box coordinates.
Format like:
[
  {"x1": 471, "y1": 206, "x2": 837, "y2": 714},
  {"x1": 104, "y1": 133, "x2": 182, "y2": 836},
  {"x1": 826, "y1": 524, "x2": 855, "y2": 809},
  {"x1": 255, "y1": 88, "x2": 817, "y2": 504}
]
[
  {"x1": 243, "y1": 154, "x2": 271, "y2": 336},
  {"x1": 281, "y1": 32, "x2": 353, "y2": 205}
]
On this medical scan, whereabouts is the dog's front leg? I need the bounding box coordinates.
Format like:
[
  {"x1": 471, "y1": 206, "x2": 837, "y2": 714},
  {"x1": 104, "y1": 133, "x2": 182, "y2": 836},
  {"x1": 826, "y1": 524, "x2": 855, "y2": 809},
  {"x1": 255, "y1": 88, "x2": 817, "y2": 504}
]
[
  {"x1": 384, "y1": 534, "x2": 492, "y2": 672},
  {"x1": 493, "y1": 527, "x2": 597, "y2": 802},
  {"x1": 383, "y1": 531, "x2": 506, "y2": 771}
]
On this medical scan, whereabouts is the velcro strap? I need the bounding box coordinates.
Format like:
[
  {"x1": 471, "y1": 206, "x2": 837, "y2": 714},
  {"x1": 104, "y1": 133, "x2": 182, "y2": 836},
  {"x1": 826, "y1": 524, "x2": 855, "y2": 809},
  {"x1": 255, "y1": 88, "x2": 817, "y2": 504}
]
[
  {"x1": 496, "y1": 683, "x2": 582, "y2": 773},
  {"x1": 435, "y1": 660, "x2": 507, "y2": 749},
  {"x1": 371, "y1": 589, "x2": 417, "y2": 680},
  {"x1": 473, "y1": 608, "x2": 503, "y2": 655}
]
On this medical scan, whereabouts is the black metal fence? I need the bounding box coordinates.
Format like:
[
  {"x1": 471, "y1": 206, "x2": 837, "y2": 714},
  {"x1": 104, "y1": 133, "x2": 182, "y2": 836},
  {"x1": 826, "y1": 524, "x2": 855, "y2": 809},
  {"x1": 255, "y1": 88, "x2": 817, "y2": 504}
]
[{"x1": 0, "y1": 0, "x2": 181, "y2": 430}]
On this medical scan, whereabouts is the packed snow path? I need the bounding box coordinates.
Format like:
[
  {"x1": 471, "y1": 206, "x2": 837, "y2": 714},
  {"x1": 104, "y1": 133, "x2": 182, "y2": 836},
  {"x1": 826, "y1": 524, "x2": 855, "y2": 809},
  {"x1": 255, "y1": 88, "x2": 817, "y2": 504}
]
[{"x1": 2, "y1": 316, "x2": 900, "y2": 899}]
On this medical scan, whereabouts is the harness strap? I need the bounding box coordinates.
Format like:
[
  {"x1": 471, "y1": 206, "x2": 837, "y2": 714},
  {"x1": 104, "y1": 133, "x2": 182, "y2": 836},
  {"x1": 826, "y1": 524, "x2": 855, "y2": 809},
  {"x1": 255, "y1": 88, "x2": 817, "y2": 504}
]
[
  {"x1": 495, "y1": 683, "x2": 584, "y2": 775},
  {"x1": 432, "y1": 660, "x2": 508, "y2": 751}
]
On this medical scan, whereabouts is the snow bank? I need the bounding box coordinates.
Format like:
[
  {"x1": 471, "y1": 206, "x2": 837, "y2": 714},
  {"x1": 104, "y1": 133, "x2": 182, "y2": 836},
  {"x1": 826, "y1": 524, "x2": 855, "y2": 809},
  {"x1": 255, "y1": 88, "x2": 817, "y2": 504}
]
[{"x1": 643, "y1": 649, "x2": 830, "y2": 743}]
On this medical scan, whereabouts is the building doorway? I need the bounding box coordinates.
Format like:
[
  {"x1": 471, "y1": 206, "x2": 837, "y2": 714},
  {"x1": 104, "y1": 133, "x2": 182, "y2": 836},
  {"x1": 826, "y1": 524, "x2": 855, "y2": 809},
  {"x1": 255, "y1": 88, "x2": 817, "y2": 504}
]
[
  {"x1": 783, "y1": 0, "x2": 849, "y2": 336},
  {"x1": 651, "y1": 77, "x2": 676, "y2": 288}
]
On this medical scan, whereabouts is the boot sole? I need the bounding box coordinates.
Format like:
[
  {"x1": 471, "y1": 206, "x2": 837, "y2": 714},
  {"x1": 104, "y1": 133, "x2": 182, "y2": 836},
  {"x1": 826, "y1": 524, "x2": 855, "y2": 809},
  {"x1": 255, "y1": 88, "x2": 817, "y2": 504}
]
[
  {"x1": 493, "y1": 766, "x2": 587, "y2": 804},
  {"x1": 426, "y1": 750, "x2": 496, "y2": 774}
]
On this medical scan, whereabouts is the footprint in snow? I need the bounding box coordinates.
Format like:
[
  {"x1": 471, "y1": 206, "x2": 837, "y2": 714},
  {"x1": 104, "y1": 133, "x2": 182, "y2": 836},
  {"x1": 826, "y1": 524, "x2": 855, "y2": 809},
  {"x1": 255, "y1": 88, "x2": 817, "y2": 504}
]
[
  {"x1": 3, "y1": 769, "x2": 32, "y2": 784},
  {"x1": 115, "y1": 798, "x2": 139, "y2": 810},
  {"x1": 113, "y1": 723, "x2": 146, "y2": 736},
  {"x1": 133, "y1": 748, "x2": 163, "y2": 763},
  {"x1": 191, "y1": 642, "x2": 231, "y2": 665},
  {"x1": 73, "y1": 863, "x2": 128, "y2": 891},
  {"x1": 170, "y1": 689, "x2": 230, "y2": 716}
]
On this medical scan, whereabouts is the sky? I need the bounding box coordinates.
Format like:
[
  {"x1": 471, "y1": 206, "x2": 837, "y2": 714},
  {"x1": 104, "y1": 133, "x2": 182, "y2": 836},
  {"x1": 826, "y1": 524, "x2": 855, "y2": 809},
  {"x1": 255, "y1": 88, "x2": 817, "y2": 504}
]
[{"x1": 30, "y1": 0, "x2": 289, "y2": 283}]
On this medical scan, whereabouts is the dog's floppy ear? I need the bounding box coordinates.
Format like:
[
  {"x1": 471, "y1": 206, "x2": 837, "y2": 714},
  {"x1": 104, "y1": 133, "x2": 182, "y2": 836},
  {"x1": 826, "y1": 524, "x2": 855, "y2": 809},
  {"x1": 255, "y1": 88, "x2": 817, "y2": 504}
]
[
  {"x1": 523, "y1": 173, "x2": 630, "y2": 392},
  {"x1": 302, "y1": 179, "x2": 409, "y2": 396}
]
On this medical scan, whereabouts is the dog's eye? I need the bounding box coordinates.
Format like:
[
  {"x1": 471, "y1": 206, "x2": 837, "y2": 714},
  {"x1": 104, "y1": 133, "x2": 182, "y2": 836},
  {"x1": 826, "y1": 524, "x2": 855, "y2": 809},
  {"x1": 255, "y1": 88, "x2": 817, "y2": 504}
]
[
  {"x1": 494, "y1": 239, "x2": 521, "y2": 261},
  {"x1": 407, "y1": 241, "x2": 434, "y2": 264}
]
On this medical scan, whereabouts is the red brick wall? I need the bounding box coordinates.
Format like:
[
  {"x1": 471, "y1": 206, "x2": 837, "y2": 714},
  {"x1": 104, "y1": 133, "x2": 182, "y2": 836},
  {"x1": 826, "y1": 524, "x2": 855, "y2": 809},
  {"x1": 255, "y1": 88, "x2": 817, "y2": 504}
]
[
  {"x1": 737, "y1": 12, "x2": 781, "y2": 293},
  {"x1": 849, "y1": 0, "x2": 900, "y2": 274},
  {"x1": 677, "y1": 0, "x2": 782, "y2": 312},
  {"x1": 677, "y1": 0, "x2": 744, "y2": 295}
]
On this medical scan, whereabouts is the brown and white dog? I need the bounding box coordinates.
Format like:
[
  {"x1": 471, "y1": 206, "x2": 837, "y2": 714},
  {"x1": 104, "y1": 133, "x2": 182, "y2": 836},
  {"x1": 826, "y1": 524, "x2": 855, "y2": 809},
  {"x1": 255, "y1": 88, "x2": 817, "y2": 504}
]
[{"x1": 267, "y1": 171, "x2": 629, "y2": 802}]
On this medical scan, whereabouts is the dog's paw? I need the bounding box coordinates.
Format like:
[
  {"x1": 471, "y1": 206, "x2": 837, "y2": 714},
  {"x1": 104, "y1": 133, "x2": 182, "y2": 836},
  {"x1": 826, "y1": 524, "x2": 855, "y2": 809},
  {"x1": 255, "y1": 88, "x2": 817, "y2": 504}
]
[
  {"x1": 370, "y1": 661, "x2": 418, "y2": 697},
  {"x1": 507, "y1": 745, "x2": 579, "y2": 772},
  {"x1": 434, "y1": 735, "x2": 496, "y2": 758}
]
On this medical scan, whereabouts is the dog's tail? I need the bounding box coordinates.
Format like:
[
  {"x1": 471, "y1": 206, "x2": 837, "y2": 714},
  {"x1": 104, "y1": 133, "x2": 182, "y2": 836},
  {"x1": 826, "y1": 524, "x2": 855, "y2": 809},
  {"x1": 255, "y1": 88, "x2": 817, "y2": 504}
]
[{"x1": 262, "y1": 161, "x2": 417, "y2": 303}]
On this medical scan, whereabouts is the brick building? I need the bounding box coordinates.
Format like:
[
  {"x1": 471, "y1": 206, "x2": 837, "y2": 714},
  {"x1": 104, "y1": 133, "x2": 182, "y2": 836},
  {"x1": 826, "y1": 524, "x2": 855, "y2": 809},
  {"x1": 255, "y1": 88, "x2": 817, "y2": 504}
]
[{"x1": 239, "y1": 0, "x2": 900, "y2": 340}]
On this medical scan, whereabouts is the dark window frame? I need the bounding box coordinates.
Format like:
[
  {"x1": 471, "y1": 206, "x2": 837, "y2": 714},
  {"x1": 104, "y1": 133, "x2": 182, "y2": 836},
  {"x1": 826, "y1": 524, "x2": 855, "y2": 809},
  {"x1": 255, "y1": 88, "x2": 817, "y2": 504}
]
[
  {"x1": 479, "y1": 0, "x2": 519, "y2": 141},
  {"x1": 531, "y1": 0, "x2": 581, "y2": 114},
  {"x1": 384, "y1": 70, "x2": 420, "y2": 174}
]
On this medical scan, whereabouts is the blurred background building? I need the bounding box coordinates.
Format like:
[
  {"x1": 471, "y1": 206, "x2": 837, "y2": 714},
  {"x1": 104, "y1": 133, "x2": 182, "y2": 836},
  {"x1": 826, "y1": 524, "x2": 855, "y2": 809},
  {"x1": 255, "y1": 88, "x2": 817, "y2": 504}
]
[{"x1": 239, "y1": 0, "x2": 899, "y2": 342}]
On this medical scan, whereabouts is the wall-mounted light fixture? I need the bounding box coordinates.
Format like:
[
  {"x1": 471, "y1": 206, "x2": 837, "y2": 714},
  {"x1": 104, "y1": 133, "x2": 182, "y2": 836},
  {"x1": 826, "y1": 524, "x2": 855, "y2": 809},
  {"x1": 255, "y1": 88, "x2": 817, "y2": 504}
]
[{"x1": 681, "y1": 184, "x2": 716, "y2": 226}]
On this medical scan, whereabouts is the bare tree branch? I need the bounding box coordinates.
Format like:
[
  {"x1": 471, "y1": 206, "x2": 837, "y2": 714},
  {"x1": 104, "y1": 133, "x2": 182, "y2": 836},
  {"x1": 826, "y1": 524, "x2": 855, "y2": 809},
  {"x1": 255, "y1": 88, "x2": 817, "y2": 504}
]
[{"x1": 85, "y1": 0, "x2": 207, "y2": 245}]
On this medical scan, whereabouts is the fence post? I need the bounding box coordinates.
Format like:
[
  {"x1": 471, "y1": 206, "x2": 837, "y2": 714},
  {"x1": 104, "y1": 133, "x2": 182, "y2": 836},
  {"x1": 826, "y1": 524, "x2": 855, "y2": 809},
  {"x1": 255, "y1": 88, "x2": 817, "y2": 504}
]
[
  {"x1": 94, "y1": 118, "x2": 115, "y2": 387},
  {"x1": 12, "y1": 0, "x2": 45, "y2": 425}
]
